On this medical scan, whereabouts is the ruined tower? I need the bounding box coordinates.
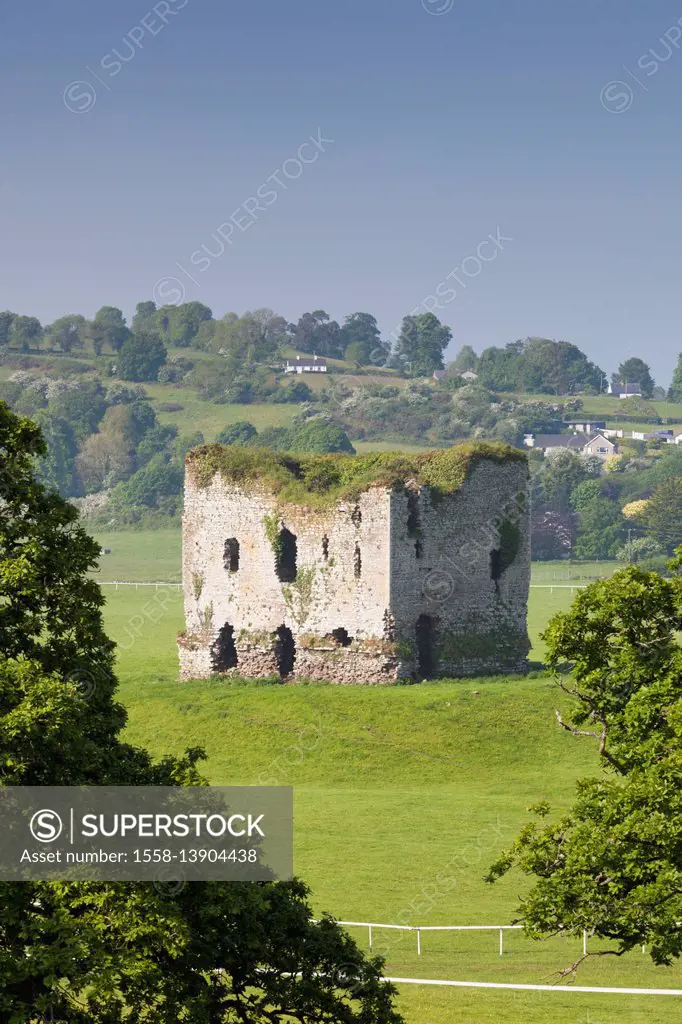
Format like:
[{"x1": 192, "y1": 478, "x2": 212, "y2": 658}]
[{"x1": 178, "y1": 443, "x2": 531, "y2": 683}]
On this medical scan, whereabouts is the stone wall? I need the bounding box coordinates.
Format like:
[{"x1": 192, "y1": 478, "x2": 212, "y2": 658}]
[
  {"x1": 178, "y1": 473, "x2": 396, "y2": 682},
  {"x1": 389, "y1": 459, "x2": 530, "y2": 677},
  {"x1": 178, "y1": 454, "x2": 530, "y2": 683}
]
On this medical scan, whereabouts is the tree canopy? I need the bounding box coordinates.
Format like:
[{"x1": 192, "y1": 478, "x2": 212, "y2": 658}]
[
  {"x1": 0, "y1": 401, "x2": 402, "y2": 1023},
  {"x1": 487, "y1": 561, "x2": 682, "y2": 969},
  {"x1": 614, "y1": 357, "x2": 655, "y2": 399}
]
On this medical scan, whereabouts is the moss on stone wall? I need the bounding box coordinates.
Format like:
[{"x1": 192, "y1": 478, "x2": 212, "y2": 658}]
[
  {"x1": 186, "y1": 442, "x2": 527, "y2": 508},
  {"x1": 282, "y1": 566, "x2": 317, "y2": 626},
  {"x1": 439, "y1": 627, "x2": 529, "y2": 666}
]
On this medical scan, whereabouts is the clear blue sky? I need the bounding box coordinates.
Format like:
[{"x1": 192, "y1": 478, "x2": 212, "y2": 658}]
[{"x1": 1, "y1": 0, "x2": 680, "y2": 383}]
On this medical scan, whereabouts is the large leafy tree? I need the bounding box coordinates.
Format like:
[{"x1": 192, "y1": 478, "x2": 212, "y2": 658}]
[
  {"x1": 91, "y1": 305, "x2": 130, "y2": 353},
  {"x1": 643, "y1": 477, "x2": 682, "y2": 553},
  {"x1": 45, "y1": 314, "x2": 87, "y2": 353},
  {"x1": 157, "y1": 301, "x2": 213, "y2": 347},
  {"x1": 669, "y1": 353, "x2": 682, "y2": 403},
  {"x1": 487, "y1": 563, "x2": 682, "y2": 968},
  {"x1": 288, "y1": 310, "x2": 344, "y2": 359},
  {"x1": 118, "y1": 332, "x2": 167, "y2": 382},
  {"x1": 450, "y1": 344, "x2": 478, "y2": 373},
  {"x1": 0, "y1": 311, "x2": 16, "y2": 348},
  {"x1": 9, "y1": 314, "x2": 42, "y2": 352},
  {"x1": 570, "y1": 480, "x2": 625, "y2": 559},
  {"x1": 614, "y1": 357, "x2": 655, "y2": 399},
  {"x1": 0, "y1": 402, "x2": 401, "y2": 1023},
  {"x1": 394, "y1": 313, "x2": 452, "y2": 377},
  {"x1": 131, "y1": 300, "x2": 159, "y2": 334},
  {"x1": 340, "y1": 312, "x2": 382, "y2": 365}
]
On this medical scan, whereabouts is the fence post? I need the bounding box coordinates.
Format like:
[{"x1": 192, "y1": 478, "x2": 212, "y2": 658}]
[
  {"x1": 499, "y1": 928, "x2": 503, "y2": 957},
  {"x1": 368, "y1": 925, "x2": 372, "y2": 951},
  {"x1": 417, "y1": 929, "x2": 421, "y2": 957}
]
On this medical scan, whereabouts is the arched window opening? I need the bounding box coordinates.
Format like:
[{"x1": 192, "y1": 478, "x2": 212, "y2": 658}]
[
  {"x1": 275, "y1": 528, "x2": 297, "y2": 583},
  {"x1": 274, "y1": 625, "x2": 295, "y2": 678},
  {"x1": 211, "y1": 623, "x2": 238, "y2": 672},
  {"x1": 223, "y1": 538, "x2": 240, "y2": 572},
  {"x1": 322, "y1": 534, "x2": 329, "y2": 560},
  {"x1": 416, "y1": 614, "x2": 438, "y2": 679}
]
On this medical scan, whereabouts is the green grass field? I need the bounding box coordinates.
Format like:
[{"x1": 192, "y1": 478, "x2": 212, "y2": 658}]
[{"x1": 91, "y1": 534, "x2": 682, "y2": 1022}]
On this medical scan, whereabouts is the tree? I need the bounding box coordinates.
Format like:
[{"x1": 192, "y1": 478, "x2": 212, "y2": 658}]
[
  {"x1": 287, "y1": 418, "x2": 355, "y2": 454},
  {"x1": 450, "y1": 344, "x2": 478, "y2": 372},
  {"x1": 614, "y1": 357, "x2": 655, "y2": 399},
  {"x1": 131, "y1": 300, "x2": 158, "y2": 334},
  {"x1": 92, "y1": 305, "x2": 130, "y2": 352},
  {"x1": 0, "y1": 311, "x2": 16, "y2": 348},
  {"x1": 487, "y1": 563, "x2": 682, "y2": 968},
  {"x1": 118, "y1": 332, "x2": 167, "y2": 382},
  {"x1": 288, "y1": 310, "x2": 344, "y2": 359},
  {"x1": 570, "y1": 480, "x2": 625, "y2": 559},
  {"x1": 212, "y1": 309, "x2": 288, "y2": 362},
  {"x1": 0, "y1": 401, "x2": 403, "y2": 1022},
  {"x1": 272, "y1": 379, "x2": 314, "y2": 403},
  {"x1": 33, "y1": 411, "x2": 79, "y2": 496},
  {"x1": 394, "y1": 313, "x2": 452, "y2": 377},
  {"x1": 158, "y1": 301, "x2": 213, "y2": 347},
  {"x1": 9, "y1": 314, "x2": 42, "y2": 352},
  {"x1": 216, "y1": 421, "x2": 258, "y2": 446},
  {"x1": 615, "y1": 536, "x2": 664, "y2": 563},
  {"x1": 49, "y1": 381, "x2": 107, "y2": 442},
  {"x1": 75, "y1": 432, "x2": 135, "y2": 492},
  {"x1": 669, "y1": 353, "x2": 682, "y2": 402},
  {"x1": 341, "y1": 312, "x2": 382, "y2": 365},
  {"x1": 643, "y1": 477, "x2": 682, "y2": 552},
  {"x1": 538, "y1": 450, "x2": 600, "y2": 514},
  {"x1": 45, "y1": 314, "x2": 87, "y2": 353}
]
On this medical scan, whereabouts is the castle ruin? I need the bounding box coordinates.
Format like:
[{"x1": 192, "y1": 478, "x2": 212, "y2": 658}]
[{"x1": 178, "y1": 443, "x2": 531, "y2": 684}]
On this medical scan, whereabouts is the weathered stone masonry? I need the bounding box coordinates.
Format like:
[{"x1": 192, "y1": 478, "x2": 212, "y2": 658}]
[{"x1": 178, "y1": 446, "x2": 531, "y2": 684}]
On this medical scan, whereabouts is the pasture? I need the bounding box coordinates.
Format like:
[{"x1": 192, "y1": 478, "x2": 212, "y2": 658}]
[{"x1": 92, "y1": 533, "x2": 681, "y2": 1023}]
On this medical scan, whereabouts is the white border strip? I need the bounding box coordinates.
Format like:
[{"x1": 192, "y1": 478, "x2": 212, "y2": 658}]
[{"x1": 384, "y1": 977, "x2": 682, "y2": 995}]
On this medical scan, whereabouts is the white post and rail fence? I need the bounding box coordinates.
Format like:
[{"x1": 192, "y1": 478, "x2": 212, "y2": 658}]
[{"x1": 320, "y1": 920, "x2": 682, "y2": 997}]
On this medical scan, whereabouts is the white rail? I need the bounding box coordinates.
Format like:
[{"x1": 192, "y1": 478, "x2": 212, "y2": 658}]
[
  {"x1": 334, "y1": 921, "x2": 523, "y2": 957},
  {"x1": 383, "y1": 976, "x2": 682, "y2": 995},
  {"x1": 96, "y1": 581, "x2": 182, "y2": 589}
]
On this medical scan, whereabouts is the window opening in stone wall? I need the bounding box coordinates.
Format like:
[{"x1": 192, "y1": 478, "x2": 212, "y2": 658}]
[
  {"x1": 330, "y1": 627, "x2": 352, "y2": 647},
  {"x1": 354, "y1": 542, "x2": 362, "y2": 578},
  {"x1": 275, "y1": 528, "x2": 297, "y2": 583},
  {"x1": 274, "y1": 625, "x2": 296, "y2": 678},
  {"x1": 322, "y1": 534, "x2": 329, "y2": 560},
  {"x1": 223, "y1": 538, "x2": 240, "y2": 572},
  {"x1": 211, "y1": 623, "x2": 238, "y2": 672},
  {"x1": 490, "y1": 548, "x2": 502, "y2": 583},
  {"x1": 351, "y1": 506, "x2": 362, "y2": 527},
  {"x1": 406, "y1": 491, "x2": 423, "y2": 559},
  {"x1": 415, "y1": 614, "x2": 437, "y2": 679}
]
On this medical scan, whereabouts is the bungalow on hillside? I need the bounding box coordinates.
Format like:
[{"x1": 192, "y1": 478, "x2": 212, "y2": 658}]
[
  {"x1": 284, "y1": 356, "x2": 328, "y2": 374},
  {"x1": 608, "y1": 382, "x2": 643, "y2": 399},
  {"x1": 526, "y1": 433, "x2": 618, "y2": 459}
]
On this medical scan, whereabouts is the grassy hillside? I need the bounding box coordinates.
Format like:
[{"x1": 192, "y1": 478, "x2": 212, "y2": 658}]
[{"x1": 93, "y1": 536, "x2": 682, "y2": 1022}]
